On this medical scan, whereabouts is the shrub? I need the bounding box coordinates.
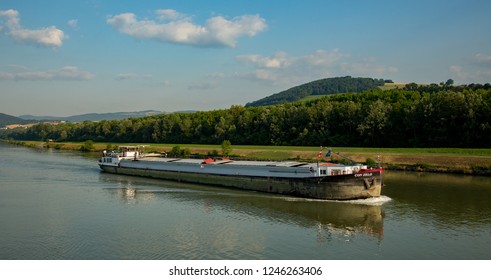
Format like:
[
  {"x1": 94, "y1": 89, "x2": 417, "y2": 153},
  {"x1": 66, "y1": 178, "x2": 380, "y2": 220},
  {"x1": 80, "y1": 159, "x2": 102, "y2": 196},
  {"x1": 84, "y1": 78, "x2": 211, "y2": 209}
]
[
  {"x1": 80, "y1": 140, "x2": 95, "y2": 151},
  {"x1": 221, "y1": 140, "x2": 232, "y2": 156},
  {"x1": 170, "y1": 145, "x2": 182, "y2": 156},
  {"x1": 106, "y1": 144, "x2": 118, "y2": 151},
  {"x1": 169, "y1": 145, "x2": 191, "y2": 157},
  {"x1": 365, "y1": 157, "x2": 377, "y2": 167}
]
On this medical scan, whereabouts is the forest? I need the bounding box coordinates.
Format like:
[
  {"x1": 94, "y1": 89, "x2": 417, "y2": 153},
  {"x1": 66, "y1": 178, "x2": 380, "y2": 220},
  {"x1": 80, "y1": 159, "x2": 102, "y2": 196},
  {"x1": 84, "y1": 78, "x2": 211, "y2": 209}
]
[
  {"x1": 1, "y1": 84, "x2": 491, "y2": 148},
  {"x1": 245, "y1": 76, "x2": 386, "y2": 107}
]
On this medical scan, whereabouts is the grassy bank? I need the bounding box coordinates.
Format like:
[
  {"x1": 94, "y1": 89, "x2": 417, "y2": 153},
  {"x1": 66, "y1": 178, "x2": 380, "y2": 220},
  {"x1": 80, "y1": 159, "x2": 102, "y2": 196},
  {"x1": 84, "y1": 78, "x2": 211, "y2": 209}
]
[{"x1": 5, "y1": 140, "x2": 491, "y2": 175}]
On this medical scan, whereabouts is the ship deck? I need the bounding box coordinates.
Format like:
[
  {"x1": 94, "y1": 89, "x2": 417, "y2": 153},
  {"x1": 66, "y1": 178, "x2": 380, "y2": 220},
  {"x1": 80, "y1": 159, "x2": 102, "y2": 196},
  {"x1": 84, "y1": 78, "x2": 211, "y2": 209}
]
[{"x1": 137, "y1": 156, "x2": 344, "y2": 168}]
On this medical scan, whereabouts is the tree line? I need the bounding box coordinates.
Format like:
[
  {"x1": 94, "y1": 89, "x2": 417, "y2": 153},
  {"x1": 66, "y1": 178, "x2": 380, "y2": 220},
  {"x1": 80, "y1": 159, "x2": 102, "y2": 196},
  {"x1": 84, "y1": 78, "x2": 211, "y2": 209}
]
[{"x1": 2, "y1": 86, "x2": 491, "y2": 148}]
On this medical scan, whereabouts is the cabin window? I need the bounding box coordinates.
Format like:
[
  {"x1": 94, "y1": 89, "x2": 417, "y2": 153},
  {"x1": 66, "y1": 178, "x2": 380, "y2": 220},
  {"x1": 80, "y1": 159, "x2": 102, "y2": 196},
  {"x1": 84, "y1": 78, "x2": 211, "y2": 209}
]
[{"x1": 320, "y1": 169, "x2": 327, "y2": 175}]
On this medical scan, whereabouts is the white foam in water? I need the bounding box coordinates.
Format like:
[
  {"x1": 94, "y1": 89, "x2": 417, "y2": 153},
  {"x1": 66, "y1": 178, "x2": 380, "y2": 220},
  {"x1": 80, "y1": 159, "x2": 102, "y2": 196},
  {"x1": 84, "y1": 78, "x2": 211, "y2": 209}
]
[
  {"x1": 343, "y1": 195, "x2": 392, "y2": 205},
  {"x1": 276, "y1": 195, "x2": 392, "y2": 205}
]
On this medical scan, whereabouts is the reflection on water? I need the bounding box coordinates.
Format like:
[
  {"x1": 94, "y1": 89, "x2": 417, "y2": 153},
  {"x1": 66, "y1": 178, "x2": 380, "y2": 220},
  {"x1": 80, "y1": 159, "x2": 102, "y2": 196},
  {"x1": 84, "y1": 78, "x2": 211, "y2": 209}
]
[{"x1": 103, "y1": 174, "x2": 386, "y2": 241}]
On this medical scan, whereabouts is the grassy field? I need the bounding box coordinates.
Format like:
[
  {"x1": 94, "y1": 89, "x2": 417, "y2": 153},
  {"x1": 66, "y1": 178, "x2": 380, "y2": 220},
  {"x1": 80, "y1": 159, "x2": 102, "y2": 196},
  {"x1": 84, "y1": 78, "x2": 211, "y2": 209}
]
[
  {"x1": 378, "y1": 83, "x2": 407, "y2": 90},
  {"x1": 10, "y1": 140, "x2": 491, "y2": 175}
]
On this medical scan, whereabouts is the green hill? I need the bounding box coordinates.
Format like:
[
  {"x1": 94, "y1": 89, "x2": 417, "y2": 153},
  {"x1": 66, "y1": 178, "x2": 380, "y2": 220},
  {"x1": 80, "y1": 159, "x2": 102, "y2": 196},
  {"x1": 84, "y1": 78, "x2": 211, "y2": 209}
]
[
  {"x1": 245, "y1": 76, "x2": 385, "y2": 107},
  {"x1": 0, "y1": 113, "x2": 28, "y2": 128}
]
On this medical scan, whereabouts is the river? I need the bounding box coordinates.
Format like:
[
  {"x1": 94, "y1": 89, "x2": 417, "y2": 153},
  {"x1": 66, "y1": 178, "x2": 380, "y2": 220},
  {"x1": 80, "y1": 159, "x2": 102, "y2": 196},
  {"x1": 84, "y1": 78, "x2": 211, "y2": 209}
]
[{"x1": 0, "y1": 142, "x2": 490, "y2": 260}]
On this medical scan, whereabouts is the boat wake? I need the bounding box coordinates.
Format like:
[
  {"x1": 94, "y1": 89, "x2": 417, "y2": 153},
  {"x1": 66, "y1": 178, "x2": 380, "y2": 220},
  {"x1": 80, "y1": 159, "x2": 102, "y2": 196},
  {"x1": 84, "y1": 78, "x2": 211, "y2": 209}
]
[
  {"x1": 342, "y1": 195, "x2": 392, "y2": 206},
  {"x1": 275, "y1": 195, "x2": 392, "y2": 205}
]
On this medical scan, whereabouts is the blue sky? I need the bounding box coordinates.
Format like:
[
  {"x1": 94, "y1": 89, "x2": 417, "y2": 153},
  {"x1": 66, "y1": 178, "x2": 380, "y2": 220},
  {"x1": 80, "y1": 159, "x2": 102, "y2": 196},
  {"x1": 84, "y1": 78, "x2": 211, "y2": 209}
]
[{"x1": 1, "y1": 0, "x2": 491, "y2": 116}]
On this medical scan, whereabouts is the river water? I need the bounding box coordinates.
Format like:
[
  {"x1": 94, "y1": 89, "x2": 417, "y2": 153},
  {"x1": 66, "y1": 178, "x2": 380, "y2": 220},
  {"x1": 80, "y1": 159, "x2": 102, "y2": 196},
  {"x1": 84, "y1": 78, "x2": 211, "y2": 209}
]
[{"x1": 1, "y1": 142, "x2": 490, "y2": 260}]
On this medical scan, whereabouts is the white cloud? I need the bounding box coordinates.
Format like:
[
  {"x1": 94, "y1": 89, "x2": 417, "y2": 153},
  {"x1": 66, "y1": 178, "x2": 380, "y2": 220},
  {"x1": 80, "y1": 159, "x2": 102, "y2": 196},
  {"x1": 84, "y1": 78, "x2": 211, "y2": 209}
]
[
  {"x1": 9, "y1": 27, "x2": 65, "y2": 47},
  {"x1": 106, "y1": 10, "x2": 267, "y2": 48},
  {"x1": 0, "y1": 66, "x2": 95, "y2": 80},
  {"x1": 253, "y1": 69, "x2": 279, "y2": 82},
  {"x1": 115, "y1": 73, "x2": 140, "y2": 80},
  {"x1": 449, "y1": 65, "x2": 491, "y2": 82},
  {"x1": 446, "y1": 53, "x2": 491, "y2": 83},
  {"x1": 303, "y1": 49, "x2": 349, "y2": 66},
  {"x1": 449, "y1": 65, "x2": 465, "y2": 75},
  {"x1": 7, "y1": 64, "x2": 29, "y2": 70},
  {"x1": 115, "y1": 73, "x2": 153, "y2": 80},
  {"x1": 206, "y1": 72, "x2": 226, "y2": 78},
  {"x1": 236, "y1": 49, "x2": 397, "y2": 86},
  {"x1": 0, "y1": 9, "x2": 20, "y2": 29},
  {"x1": 237, "y1": 52, "x2": 289, "y2": 69},
  {"x1": 475, "y1": 53, "x2": 491, "y2": 67},
  {"x1": 155, "y1": 9, "x2": 188, "y2": 21},
  {"x1": 340, "y1": 60, "x2": 398, "y2": 76},
  {"x1": 188, "y1": 81, "x2": 218, "y2": 90},
  {"x1": 237, "y1": 49, "x2": 348, "y2": 71},
  {"x1": 0, "y1": 9, "x2": 65, "y2": 47},
  {"x1": 68, "y1": 19, "x2": 78, "y2": 28}
]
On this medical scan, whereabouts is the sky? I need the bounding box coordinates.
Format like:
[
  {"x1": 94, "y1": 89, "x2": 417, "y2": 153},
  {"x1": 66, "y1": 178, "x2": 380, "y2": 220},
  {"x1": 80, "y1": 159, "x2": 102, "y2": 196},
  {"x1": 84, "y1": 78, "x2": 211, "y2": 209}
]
[{"x1": 1, "y1": 0, "x2": 491, "y2": 117}]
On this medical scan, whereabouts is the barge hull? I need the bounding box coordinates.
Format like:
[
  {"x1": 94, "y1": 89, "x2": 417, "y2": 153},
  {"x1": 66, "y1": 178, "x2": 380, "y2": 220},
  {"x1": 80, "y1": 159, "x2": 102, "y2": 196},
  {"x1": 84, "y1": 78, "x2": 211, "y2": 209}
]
[{"x1": 100, "y1": 165, "x2": 382, "y2": 200}]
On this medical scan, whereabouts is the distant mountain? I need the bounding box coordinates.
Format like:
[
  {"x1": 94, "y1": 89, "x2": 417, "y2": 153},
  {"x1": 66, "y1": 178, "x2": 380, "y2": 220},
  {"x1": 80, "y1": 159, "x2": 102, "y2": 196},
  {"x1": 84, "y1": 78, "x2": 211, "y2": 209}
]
[
  {"x1": 0, "y1": 113, "x2": 30, "y2": 128},
  {"x1": 245, "y1": 76, "x2": 386, "y2": 107},
  {"x1": 19, "y1": 110, "x2": 165, "y2": 122}
]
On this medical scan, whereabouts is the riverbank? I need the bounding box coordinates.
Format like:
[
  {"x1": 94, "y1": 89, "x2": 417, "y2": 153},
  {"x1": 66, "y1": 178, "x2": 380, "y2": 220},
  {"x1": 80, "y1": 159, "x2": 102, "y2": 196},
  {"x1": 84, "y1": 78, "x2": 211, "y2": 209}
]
[{"x1": 5, "y1": 140, "x2": 491, "y2": 176}]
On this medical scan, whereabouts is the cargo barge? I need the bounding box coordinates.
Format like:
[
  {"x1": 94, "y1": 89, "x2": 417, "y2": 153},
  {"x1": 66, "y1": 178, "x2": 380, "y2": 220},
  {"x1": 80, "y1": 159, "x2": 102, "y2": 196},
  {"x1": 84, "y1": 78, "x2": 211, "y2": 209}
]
[{"x1": 98, "y1": 146, "x2": 382, "y2": 200}]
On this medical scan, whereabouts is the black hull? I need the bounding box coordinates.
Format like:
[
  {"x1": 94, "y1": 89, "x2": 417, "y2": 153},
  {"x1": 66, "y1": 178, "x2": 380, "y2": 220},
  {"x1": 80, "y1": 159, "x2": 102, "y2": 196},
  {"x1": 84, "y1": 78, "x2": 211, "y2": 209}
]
[{"x1": 100, "y1": 165, "x2": 382, "y2": 200}]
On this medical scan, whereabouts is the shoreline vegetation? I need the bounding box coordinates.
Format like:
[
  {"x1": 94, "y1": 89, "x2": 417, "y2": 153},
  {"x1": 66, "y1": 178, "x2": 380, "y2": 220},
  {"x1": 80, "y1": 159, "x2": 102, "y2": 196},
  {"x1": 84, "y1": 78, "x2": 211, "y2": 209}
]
[{"x1": 5, "y1": 140, "x2": 491, "y2": 176}]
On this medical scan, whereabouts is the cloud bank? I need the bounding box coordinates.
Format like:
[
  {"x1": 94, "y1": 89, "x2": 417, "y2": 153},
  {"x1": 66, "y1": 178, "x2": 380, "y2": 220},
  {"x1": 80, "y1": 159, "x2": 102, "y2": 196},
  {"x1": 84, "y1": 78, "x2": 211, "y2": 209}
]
[
  {"x1": 106, "y1": 9, "x2": 267, "y2": 48},
  {"x1": 236, "y1": 49, "x2": 397, "y2": 86},
  {"x1": 0, "y1": 9, "x2": 66, "y2": 47}
]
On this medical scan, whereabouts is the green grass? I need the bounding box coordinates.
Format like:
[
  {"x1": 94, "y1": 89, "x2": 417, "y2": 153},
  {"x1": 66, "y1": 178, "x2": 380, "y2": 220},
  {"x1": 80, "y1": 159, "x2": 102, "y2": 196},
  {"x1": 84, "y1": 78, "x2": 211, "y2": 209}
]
[
  {"x1": 378, "y1": 83, "x2": 407, "y2": 90},
  {"x1": 117, "y1": 143, "x2": 491, "y2": 159},
  {"x1": 11, "y1": 140, "x2": 491, "y2": 157}
]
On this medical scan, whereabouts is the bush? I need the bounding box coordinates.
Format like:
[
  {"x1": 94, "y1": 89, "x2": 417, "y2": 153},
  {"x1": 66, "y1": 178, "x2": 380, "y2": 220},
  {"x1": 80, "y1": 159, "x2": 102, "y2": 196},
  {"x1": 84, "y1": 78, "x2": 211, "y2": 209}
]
[
  {"x1": 221, "y1": 140, "x2": 232, "y2": 156},
  {"x1": 80, "y1": 140, "x2": 95, "y2": 151},
  {"x1": 365, "y1": 157, "x2": 377, "y2": 167},
  {"x1": 106, "y1": 144, "x2": 118, "y2": 151},
  {"x1": 54, "y1": 144, "x2": 65, "y2": 150},
  {"x1": 170, "y1": 145, "x2": 191, "y2": 157},
  {"x1": 170, "y1": 145, "x2": 182, "y2": 156}
]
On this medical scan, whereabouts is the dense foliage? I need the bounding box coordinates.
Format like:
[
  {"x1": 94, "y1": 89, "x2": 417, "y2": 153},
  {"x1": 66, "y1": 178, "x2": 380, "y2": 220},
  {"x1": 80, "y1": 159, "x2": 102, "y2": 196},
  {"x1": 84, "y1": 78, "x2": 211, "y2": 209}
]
[
  {"x1": 245, "y1": 76, "x2": 385, "y2": 107},
  {"x1": 2, "y1": 86, "x2": 491, "y2": 148}
]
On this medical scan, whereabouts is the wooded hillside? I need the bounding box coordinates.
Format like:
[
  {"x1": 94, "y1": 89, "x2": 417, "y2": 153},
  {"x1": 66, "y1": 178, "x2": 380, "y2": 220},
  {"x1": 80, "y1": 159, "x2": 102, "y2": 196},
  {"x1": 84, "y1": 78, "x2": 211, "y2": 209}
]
[
  {"x1": 2, "y1": 83, "x2": 490, "y2": 148},
  {"x1": 245, "y1": 76, "x2": 385, "y2": 107},
  {"x1": 0, "y1": 113, "x2": 28, "y2": 128}
]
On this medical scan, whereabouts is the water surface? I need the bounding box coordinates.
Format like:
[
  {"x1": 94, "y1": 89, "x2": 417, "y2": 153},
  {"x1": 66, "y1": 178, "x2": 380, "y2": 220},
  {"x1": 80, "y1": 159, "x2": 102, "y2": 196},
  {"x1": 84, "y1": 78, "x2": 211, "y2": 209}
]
[{"x1": 1, "y1": 143, "x2": 490, "y2": 259}]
